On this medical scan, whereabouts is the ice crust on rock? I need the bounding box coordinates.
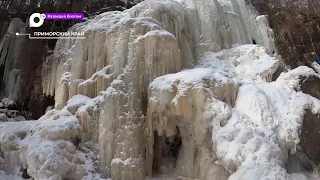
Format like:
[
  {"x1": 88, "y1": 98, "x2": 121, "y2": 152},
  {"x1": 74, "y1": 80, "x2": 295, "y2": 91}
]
[
  {"x1": 148, "y1": 48, "x2": 320, "y2": 179},
  {"x1": 0, "y1": 100, "x2": 104, "y2": 180},
  {"x1": 1, "y1": 0, "x2": 320, "y2": 179},
  {"x1": 196, "y1": 44, "x2": 280, "y2": 83}
]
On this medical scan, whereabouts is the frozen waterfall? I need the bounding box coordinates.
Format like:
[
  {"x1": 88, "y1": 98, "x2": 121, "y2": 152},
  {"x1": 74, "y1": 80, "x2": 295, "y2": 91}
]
[
  {"x1": 0, "y1": 0, "x2": 320, "y2": 180},
  {"x1": 40, "y1": 0, "x2": 278, "y2": 179}
]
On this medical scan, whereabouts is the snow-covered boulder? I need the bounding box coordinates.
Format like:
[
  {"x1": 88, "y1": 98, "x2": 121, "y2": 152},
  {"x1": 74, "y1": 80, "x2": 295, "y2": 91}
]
[
  {"x1": 0, "y1": 98, "x2": 25, "y2": 121},
  {"x1": 0, "y1": 113, "x2": 8, "y2": 122},
  {"x1": 1, "y1": 98, "x2": 16, "y2": 110},
  {"x1": 0, "y1": 102, "x2": 101, "y2": 180}
]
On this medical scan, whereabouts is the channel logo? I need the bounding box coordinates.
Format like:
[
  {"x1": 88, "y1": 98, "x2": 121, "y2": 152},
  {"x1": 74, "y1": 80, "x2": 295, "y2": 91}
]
[
  {"x1": 29, "y1": 13, "x2": 46, "y2": 27},
  {"x1": 19, "y1": 13, "x2": 86, "y2": 39}
]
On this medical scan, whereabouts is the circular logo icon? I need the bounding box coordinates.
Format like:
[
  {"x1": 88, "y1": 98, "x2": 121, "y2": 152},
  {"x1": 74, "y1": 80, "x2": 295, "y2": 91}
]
[{"x1": 29, "y1": 13, "x2": 45, "y2": 28}]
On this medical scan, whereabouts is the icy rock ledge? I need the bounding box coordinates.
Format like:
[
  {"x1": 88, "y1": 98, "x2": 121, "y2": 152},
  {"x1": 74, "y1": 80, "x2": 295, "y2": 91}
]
[
  {"x1": 0, "y1": 100, "x2": 104, "y2": 180},
  {"x1": 147, "y1": 45, "x2": 320, "y2": 180}
]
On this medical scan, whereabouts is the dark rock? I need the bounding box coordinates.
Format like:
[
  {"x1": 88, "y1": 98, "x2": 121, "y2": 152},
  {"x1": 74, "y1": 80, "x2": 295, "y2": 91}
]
[
  {"x1": 300, "y1": 75, "x2": 320, "y2": 99},
  {"x1": 286, "y1": 150, "x2": 315, "y2": 173},
  {"x1": 297, "y1": 74, "x2": 320, "y2": 164},
  {"x1": 21, "y1": 169, "x2": 31, "y2": 179},
  {"x1": 0, "y1": 25, "x2": 8, "y2": 41},
  {"x1": 249, "y1": 0, "x2": 320, "y2": 69},
  {"x1": 272, "y1": 64, "x2": 286, "y2": 81},
  {"x1": 300, "y1": 109, "x2": 320, "y2": 165}
]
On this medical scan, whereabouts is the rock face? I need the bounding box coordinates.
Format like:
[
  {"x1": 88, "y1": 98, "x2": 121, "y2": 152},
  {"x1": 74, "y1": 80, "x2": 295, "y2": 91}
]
[
  {"x1": 300, "y1": 75, "x2": 320, "y2": 99},
  {"x1": 250, "y1": 0, "x2": 320, "y2": 68},
  {"x1": 297, "y1": 73, "x2": 320, "y2": 168},
  {"x1": 295, "y1": 72, "x2": 320, "y2": 168},
  {"x1": 300, "y1": 109, "x2": 320, "y2": 165},
  {"x1": 0, "y1": 17, "x2": 53, "y2": 119}
]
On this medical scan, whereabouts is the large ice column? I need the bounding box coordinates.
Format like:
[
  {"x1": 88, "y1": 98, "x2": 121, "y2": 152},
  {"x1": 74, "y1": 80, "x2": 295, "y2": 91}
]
[
  {"x1": 181, "y1": 0, "x2": 277, "y2": 57},
  {"x1": 42, "y1": 4, "x2": 182, "y2": 179},
  {"x1": 0, "y1": 18, "x2": 26, "y2": 101},
  {"x1": 127, "y1": 0, "x2": 195, "y2": 68},
  {"x1": 42, "y1": 9, "x2": 182, "y2": 108},
  {"x1": 96, "y1": 23, "x2": 181, "y2": 179}
]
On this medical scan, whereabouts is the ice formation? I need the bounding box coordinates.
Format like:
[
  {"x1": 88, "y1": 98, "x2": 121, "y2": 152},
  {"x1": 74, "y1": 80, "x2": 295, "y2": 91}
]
[
  {"x1": 147, "y1": 45, "x2": 320, "y2": 179},
  {"x1": 0, "y1": 18, "x2": 27, "y2": 101},
  {"x1": 0, "y1": 100, "x2": 104, "y2": 180},
  {"x1": 40, "y1": 0, "x2": 279, "y2": 178},
  {"x1": 1, "y1": 0, "x2": 320, "y2": 179}
]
